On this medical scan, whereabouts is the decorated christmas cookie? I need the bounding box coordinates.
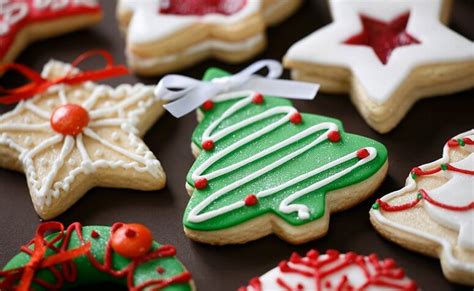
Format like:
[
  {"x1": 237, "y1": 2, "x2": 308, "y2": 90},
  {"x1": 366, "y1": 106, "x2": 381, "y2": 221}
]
[
  {"x1": 0, "y1": 51, "x2": 167, "y2": 219},
  {"x1": 370, "y1": 130, "x2": 474, "y2": 285},
  {"x1": 156, "y1": 61, "x2": 388, "y2": 245},
  {"x1": 284, "y1": 0, "x2": 474, "y2": 133},
  {"x1": 116, "y1": 0, "x2": 302, "y2": 75},
  {"x1": 0, "y1": 222, "x2": 194, "y2": 290},
  {"x1": 0, "y1": 0, "x2": 102, "y2": 64},
  {"x1": 239, "y1": 249, "x2": 417, "y2": 290}
]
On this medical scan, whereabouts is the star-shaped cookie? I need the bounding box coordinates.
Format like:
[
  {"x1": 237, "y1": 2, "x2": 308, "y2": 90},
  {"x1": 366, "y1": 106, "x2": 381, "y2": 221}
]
[
  {"x1": 284, "y1": 0, "x2": 474, "y2": 133},
  {"x1": 370, "y1": 129, "x2": 474, "y2": 285},
  {"x1": 116, "y1": 0, "x2": 302, "y2": 75},
  {"x1": 0, "y1": 0, "x2": 102, "y2": 64},
  {"x1": 0, "y1": 60, "x2": 166, "y2": 219}
]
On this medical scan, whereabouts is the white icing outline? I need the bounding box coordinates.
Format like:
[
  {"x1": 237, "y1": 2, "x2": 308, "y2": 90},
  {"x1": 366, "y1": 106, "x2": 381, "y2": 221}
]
[
  {"x1": 188, "y1": 91, "x2": 378, "y2": 223},
  {"x1": 0, "y1": 60, "x2": 163, "y2": 209},
  {"x1": 285, "y1": 0, "x2": 474, "y2": 104},
  {"x1": 371, "y1": 129, "x2": 474, "y2": 274}
]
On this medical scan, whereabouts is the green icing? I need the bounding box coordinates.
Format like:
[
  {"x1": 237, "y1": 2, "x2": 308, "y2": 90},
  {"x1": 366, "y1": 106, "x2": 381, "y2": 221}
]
[
  {"x1": 2, "y1": 226, "x2": 191, "y2": 291},
  {"x1": 183, "y1": 67, "x2": 388, "y2": 231}
]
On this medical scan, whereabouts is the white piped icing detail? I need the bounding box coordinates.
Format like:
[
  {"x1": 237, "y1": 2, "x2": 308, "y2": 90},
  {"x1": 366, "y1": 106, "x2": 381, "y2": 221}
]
[
  {"x1": 187, "y1": 91, "x2": 378, "y2": 223},
  {"x1": 371, "y1": 129, "x2": 474, "y2": 274},
  {"x1": 0, "y1": 60, "x2": 164, "y2": 208}
]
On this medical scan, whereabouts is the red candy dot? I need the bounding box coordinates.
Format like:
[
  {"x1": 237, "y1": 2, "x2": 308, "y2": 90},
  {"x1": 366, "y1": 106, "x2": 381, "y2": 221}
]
[
  {"x1": 327, "y1": 130, "x2": 341, "y2": 142},
  {"x1": 194, "y1": 178, "x2": 208, "y2": 189},
  {"x1": 201, "y1": 100, "x2": 214, "y2": 111},
  {"x1": 289, "y1": 112, "x2": 302, "y2": 124},
  {"x1": 156, "y1": 266, "x2": 165, "y2": 274},
  {"x1": 202, "y1": 140, "x2": 214, "y2": 151},
  {"x1": 251, "y1": 93, "x2": 264, "y2": 104},
  {"x1": 111, "y1": 223, "x2": 153, "y2": 258},
  {"x1": 90, "y1": 230, "x2": 100, "y2": 239},
  {"x1": 356, "y1": 148, "x2": 370, "y2": 159},
  {"x1": 244, "y1": 194, "x2": 258, "y2": 206},
  {"x1": 50, "y1": 104, "x2": 89, "y2": 136}
]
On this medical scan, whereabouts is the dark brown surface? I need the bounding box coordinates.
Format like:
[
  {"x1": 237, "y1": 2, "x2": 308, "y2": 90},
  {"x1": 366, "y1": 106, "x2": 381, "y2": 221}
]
[{"x1": 1, "y1": 0, "x2": 473, "y2": 290}]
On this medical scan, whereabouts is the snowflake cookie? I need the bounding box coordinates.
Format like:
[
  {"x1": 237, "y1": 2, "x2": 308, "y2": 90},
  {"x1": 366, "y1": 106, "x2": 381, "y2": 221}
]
[
  {"x1": 0, "y1": 59, "x2": 167, "y2": 219},
  {"x1": 239, "y1": 249, "x2": 417, "y2": 290},
  {"x1": 370, "y1": 129, "x2": 474, "y2": 285}
]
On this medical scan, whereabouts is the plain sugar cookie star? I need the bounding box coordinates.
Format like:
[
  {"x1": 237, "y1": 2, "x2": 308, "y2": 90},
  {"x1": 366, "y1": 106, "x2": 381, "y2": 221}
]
[
  {"x1": 0, "y1": 57, "x2": 167, "y2": 219},
  {"x1": 284, "y1": 0, "x2": 474, "y2": 133},
  {"x1": 0, "y1": 0, "x2": 102, "y2": 64},
  {"x1": 116, "y1": 0, "x2": 301, "y2": 75},
  {"x1": 370, "y1": 129, "x2": 474, "y2": 285}
]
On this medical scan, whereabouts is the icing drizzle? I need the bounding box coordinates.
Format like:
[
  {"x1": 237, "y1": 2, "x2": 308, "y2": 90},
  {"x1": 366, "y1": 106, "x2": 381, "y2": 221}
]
[
  {"x1": 239, "y1": 249, "x2": 417, "y2": 291},
  {"x1": 188, "y1": 91, "x2": 378, "y2": 223},
  {"x1": 0, "y1": 222, "x2": 192, "y2": 290}
]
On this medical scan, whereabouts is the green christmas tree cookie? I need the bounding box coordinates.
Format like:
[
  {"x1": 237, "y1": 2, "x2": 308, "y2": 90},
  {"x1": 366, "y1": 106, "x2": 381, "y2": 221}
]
[{"x1": 183, "y1": 67, "x2": 389, "y2": 245}]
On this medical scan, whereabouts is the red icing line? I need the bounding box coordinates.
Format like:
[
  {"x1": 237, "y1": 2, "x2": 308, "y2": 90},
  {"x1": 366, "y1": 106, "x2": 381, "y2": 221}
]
[
  {"x1": 159, "y1": 0, "x2": 247, "y2": 16},
  {"x1": 0, "y1": 222, "x2": 191, "y2": 290},
  {"x1": 343, "y1": 12, "x2": 420, "y2": 64},
  {"x1": 241, "y1": 250, "x2": 416, "y2": 291},
  {"x1": 378, "y1": 161, "x2": 473, "y2": 212},
  {"x1": 0, "y1": 0, "x2": 101, "y2": 60}
]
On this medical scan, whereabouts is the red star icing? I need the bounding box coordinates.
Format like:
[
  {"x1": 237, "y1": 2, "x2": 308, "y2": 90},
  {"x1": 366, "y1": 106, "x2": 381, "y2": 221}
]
[
  {"x1": 160, "y1": 0, "x2": 247, "y2": 16},
  {"x1": 344, "y1": 12, "x2": 420, "y2": 64},
  {"x1": 0, "y1": 0, "x2": 101, "y2": 61}
]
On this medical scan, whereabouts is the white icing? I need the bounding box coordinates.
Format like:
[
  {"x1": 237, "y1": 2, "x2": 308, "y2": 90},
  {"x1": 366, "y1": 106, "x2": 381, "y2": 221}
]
[
  {"x1": 0, "y1": 0, "x2": 99, "y2": 36},
  {"x1": 0, "y1": 60, "x2": 163, "y2": 209},
  {"x1": 424, "y1": 153, "x2": 474, "y2": 250},
  {"x1": 371, "y1": 129, "x2": 474, "y2": 273},
  {"x1": 252, "y1": 253, "x2": 414, "y2": 291},
  {"x1": 187, "y1": 91, "x2": 378, "y2": 223},
  {"x1": 121, "y1": 0, "x2": 261, "y2": 44},
  {"x1": 285, "y1": 0, "x2": 474, "y2": 104},
  {"x1": 127, "y1": 33, "x2": 265, "y2": 69}
]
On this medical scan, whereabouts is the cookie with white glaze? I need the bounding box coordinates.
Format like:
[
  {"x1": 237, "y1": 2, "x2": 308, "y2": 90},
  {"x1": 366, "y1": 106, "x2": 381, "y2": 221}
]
[
  {"x1": 284, "y1": 0, "x2": 474, "y2": 133},
  {"x1": 370, "y1": 129, "x2": 474, "y2": 285},
  {"x1": 182, "y1": 67, "x2": 388, "y2": 245},
  {"x1": 0, "y1": 57, "x2": 167, "y2": 219},
  {"x1": 239, "y1": 249, "x2": 417, "y2": 290},
  {"x1": 0, "y1": 0, "x2": 102, "y2": 65},
  {"x1": 116, "y1": 0, "x2": 302, "y2": 76}
]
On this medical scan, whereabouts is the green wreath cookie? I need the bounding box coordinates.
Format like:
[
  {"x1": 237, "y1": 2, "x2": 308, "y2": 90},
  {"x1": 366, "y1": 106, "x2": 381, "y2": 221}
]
[{"x1": 0, "y1": 222, "x2": 193, "y2": 290}]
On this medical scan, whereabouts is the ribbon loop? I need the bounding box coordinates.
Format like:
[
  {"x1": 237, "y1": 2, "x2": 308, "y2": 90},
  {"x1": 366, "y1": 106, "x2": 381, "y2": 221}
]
[
  {"x1": 0, "y1": 50, "x2": 129, "y2": 105},
  {"x1": 154, "y1": 59, "x2": 319, "y2": 118}
]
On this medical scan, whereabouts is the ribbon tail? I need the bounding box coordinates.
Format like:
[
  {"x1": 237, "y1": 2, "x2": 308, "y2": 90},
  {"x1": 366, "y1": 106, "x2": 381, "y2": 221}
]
[{"x1": 241, "y1": 77, "x2": 319, "y2": 100}]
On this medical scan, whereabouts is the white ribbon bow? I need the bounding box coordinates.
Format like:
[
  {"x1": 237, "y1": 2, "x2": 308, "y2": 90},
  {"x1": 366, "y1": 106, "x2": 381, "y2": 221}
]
[{"x1": 154, "y1": 60, "x2": 320, "y2": 118}]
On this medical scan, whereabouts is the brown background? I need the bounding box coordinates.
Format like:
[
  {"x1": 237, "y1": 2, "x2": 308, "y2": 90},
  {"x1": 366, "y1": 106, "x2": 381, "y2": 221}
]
[{"x1": 1, "y1": 0, "x2": 473, "y2": 290}]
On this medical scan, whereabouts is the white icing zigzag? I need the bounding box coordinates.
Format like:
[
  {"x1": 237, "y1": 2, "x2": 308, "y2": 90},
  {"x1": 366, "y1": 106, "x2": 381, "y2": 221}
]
[{"x1": 188, "y1": 91, "x2": 377, "y2": 223}]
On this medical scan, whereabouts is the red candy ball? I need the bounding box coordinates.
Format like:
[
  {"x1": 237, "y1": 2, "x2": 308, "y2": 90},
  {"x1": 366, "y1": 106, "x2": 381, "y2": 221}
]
[
  {"x1": 194, "y1": 178, "x2": 208, "y2": 189},
  {"x1": 289, "y1": 112, "x2": 302, "y2": 124},
  {"x1": 356, "y1": 148, "x2": 370, "y2": 159},
  {"x1": 111, "y1": 223, "x2": 153, "y2": 258},
  {"x1": 202, "y1": 140, "x2": 214, "y2": 151},
  {"x1": 244, "y1": 194, "x2": 258, "y2": 206},
  {"x1": 201, "y1": 100, "x2": 214, "y2": 111},
  {"x1": 50, "y1": 104, "x2": 89, "y2": 136},
  {"x1": 251, "y1": 93, "x2": 264, "y2": 104},
  {"x1": 327, "y1": 130, "x2": 341, "y2": 142}
]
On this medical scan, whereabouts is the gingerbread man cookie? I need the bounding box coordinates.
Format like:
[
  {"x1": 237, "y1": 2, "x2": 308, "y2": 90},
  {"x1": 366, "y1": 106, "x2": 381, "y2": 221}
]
[
  {"x1": 240, "y1": 249, "x2": 417, "y2": 290},
  {"x1": 0, "y1": 0, "x2": 102, "y2": 64},
  {"x1": 370, "y1": 129, "x2": 474, "y2": 285},
  {"x1": 0, "y1": 52, "x2": 166, "y2": 219},
  {"x1": 284, "y1": 0, "x2": 474, "y2": 133},
  {"x1": 116, "y1": 0, "x2": 302, "y2": 75},
  {"x1": 165, "y1": 66, "x2": 389, "y2": 245}
]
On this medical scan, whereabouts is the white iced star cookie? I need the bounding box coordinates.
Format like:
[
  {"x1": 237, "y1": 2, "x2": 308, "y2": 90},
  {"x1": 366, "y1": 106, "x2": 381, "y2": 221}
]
[
  {"x1": 116, "y1": 0, "x2": 302, "y2": 76},
  {"x1": 370, "y1": 129, "x2": 474, "y2": 285},
  {"x1": 284, "y1": 0, "x2": 474, "y2": 133},
  {"x1": 0, "y1": 60, "x2": 167, "y2": 219}
]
